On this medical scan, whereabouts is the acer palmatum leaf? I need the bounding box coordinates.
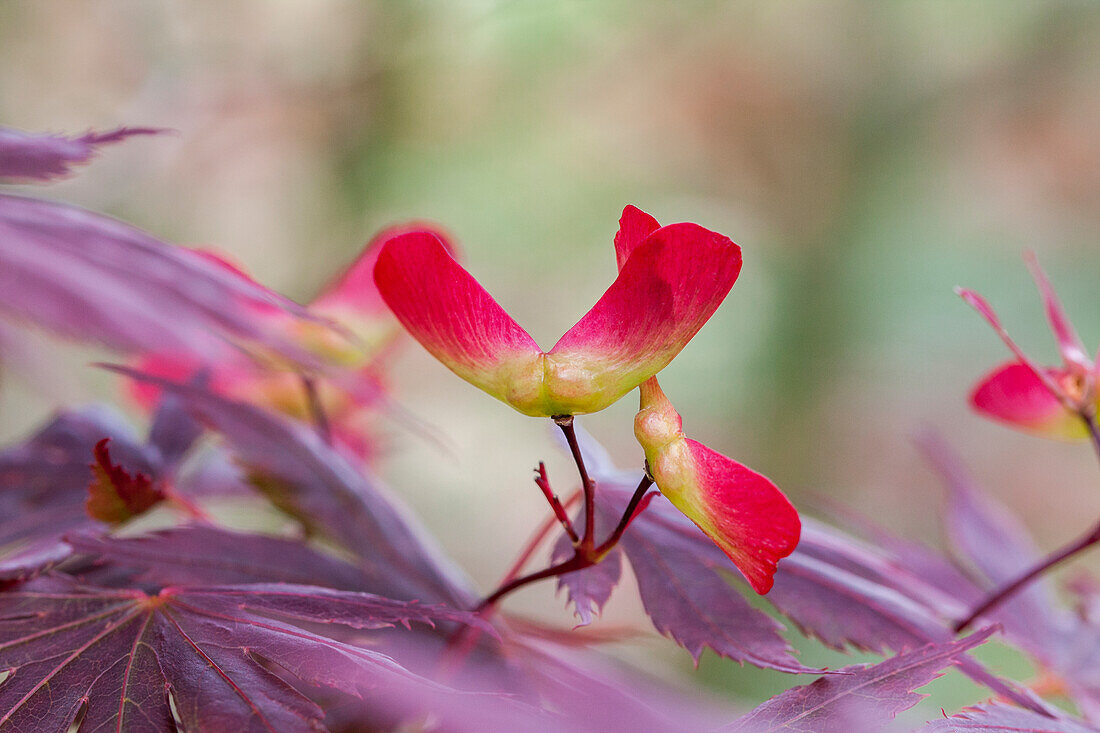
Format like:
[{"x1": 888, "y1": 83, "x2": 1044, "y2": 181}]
[
  {"x1": 730, "y1": 628, "x2": 996, "y2": 733},
  {"x1": 922, "y1": 703, "x2": 1100, "y2": 732},
  {"x1": 0, "y1": 575, "x2": 481, "y2": 732},
  {"x1": 0, "y1": 125, "x2": 163, "y2": 183},
  {"x1": 104, "y1": 366, "x2": 476, "y2": 606}
]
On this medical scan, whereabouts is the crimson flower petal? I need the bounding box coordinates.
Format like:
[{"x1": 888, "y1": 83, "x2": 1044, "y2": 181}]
[
  {"x1": 546, "y1": 222, "x2": 742, "y2": 414},
  {"x1": 970, "y1": 361, "x2": 1086, "y2": 439},
  {"x1": 634, "y1": 378, "x2": 800, "y2": 593},
  {"x1": 373, "y1": 230, "x2": 544, "y2": 410}
]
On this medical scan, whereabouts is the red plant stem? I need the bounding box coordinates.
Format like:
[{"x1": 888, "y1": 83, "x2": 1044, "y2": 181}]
[
  {"x1": 534, "y1": 462, "x2": 579, "y2": 543},
  {"x1": 595, "y1": 475, "x2": 656, "y2": 555},
  {"x1": 441, "y1": 475, "x2": 656, "y2": 678},
  {"x1": 300, "y1": 375, "x2": 333, "y2": 445},
  {"x1": 477, "y1": 554, "x2": 592, "y2": 612},
  {"x1": 955, "y1": 409, "x2": 1100, "y2": 633},
  {"x1": 554, "y1": 416, "x2": 595, "y2": 550},
  {"x1": 478, "y1": 474, "x2": 656, "y2": 612},
  {"x1": 955, "y1": 519, "x2": 1100, "y2": 633},
  {"x1": 498, "y1": 490, "x2": 582, "y2": 589}
]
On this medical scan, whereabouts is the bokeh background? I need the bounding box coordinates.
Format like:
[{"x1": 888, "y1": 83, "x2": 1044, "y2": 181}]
[{"x1": 1, "y1": 0, "x2": 1098, "y2": 716}]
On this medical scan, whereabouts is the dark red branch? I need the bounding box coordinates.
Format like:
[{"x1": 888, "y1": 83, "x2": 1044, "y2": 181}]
[
  {"x1": 596, "y1": 474, "x2": 656, "y2": 556},
  {"x1": 955, "y1": 408, "x2": 1100, "y2": 633},
  {"x1": 554, "y1": 416, "x2": 596, "y2": 550},
  {"x1": 534, "y1": 462, "x2": 579, "y2": 543},
  {"x1": 955, "y1": 519, "x2": 1100, "y2": 632}
]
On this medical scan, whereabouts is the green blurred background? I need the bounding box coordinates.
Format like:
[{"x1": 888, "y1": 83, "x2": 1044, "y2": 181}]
[{"x1": 1, "y1": 0, "x2": 1098, "y2": 717}]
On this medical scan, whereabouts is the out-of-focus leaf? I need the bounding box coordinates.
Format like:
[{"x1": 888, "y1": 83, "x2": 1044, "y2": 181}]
[
  {"x1": 147, "y1": 391, "x2": 205, "y2": 469},
  {"x1": 918, "y1": 435, "x2": 1100, "y2": 720},
  {"x1": 0, "y1": 539, "x2": 73, "y2": 583},
  {"x1": 729, "y1": 628, "x2": 996, "y2": 733},
  {"x1": 64, "y1": 526, "x2": 381, "y2": 590},
  {"x1": 0, "y1": 574, "x2": 468, "y2": 733},
  {"x1": 768, "y1": 522, "x2": 1049, "y2": 714},
  {"x1": 589, "y1": 483, "x2": 818, "y2": 673},
  {"x1": 105, "y1": 366, "x2": 477, "y2": 606},
  {"x1": 0, "y1": 126, "x2": 162, "y2": 183},
  {"x1": 769, "y1": 522, "x2": 957, "y2": 654},
  {"x1": 552, "y1": 519, "x2": 623, "y2": 628},
  {"x1": 922, "y1": 704, "x2": 1099, "y2": 732},
  {"x1": 514, "y1": 639, "x2": 730, "y2": 733},
  {"x1": 0, "y1": 194, "x2": 329, "y2": 366},
  {"x1": 0, "y1": 406, "x2": 155, "y2": 575},
  {"x1": 921, "y1": 433, "x2": 1072, "y2": 650},
  {"x1": 85, "y1": 438, "x2": 165, "y2": 523},
  {"x1": 574, "y1": 429, "x2": 1048, "y2": 710}
]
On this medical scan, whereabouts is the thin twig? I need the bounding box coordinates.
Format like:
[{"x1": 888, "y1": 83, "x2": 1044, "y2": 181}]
[
  {"x1": 534, "y1": 462, "x2": 579, "y2": 543},
  {"x1": 554, "y1": 416, "x2": 596, "y2": 550},
  {"x1": 477, "y1": 554, "x2": 592, "y2": 613},
  {"x1": 955, "y1": 408, "x2": 1100, "y2": 633},
  {"x1": 955, "y1": 519, "x2": 1100, "y2": 632},
  {"x1": 596, "y1": 474, "x2": 655, "y2": 556}
]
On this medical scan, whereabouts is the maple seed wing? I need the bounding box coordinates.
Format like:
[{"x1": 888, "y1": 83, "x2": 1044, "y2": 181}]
[
  {"x1": 1025, "y1": 252, "x2": 1092, "y2": 372},
  {"x1": 373, "y1": 230, "x2": 544, "y2": 411},
  {"x1": 613, "y1": 204, "x2": 661, "y2": 270},
  {"x1": 663, "y1": 439, "x2": 800, "y2": 594},
  {"x1": 970, "y1": 362, "x2": 1086, "y2": 439},
  {"x1": 547, "y1": 223, "x2": 742, "y2": 414}
]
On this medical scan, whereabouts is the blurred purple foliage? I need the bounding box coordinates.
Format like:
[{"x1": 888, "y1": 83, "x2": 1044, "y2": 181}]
[{"x1": 1, "y1": 124, "x2": 1100, "y2": 731}]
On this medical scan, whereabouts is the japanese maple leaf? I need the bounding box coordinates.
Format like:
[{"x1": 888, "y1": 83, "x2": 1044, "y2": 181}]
[
  {"x1": 922, "y1": 704, "x2": 1100, "y2": 733},
  {"x1": 126, "y1": 223, "x2": 450, "y2": 460},
  {"x1": 0, "y1": 125, "x2": 339, "y2": 377},
  {"x1": 0, "y1": 126, "x2": 162, "y2": 183},
  {"x1": 960, "y1": 254, "x2": 1097, "y2": 439},
  {"x1": 104, "y1": 366, "x2": 478, "y2": 607},
  {"x1": 0, "y1": 575, "x2": 481, "y2": 732},
  {"x1": 730, "y1": 628, "x2": 996, "y2": 732},
  {"x1": 85, "y1": 438, "x2": 165, "y2": 523},
  {"x1": 0, "y1": 405, "x2": 178, "y2": 582},
  {"x1": 373, "y1": 208, "x2": 741, "y2": 416}
]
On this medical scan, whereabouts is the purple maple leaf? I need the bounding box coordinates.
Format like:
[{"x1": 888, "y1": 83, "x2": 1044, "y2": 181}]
[
  {"x1": 85, "y1": 438, "x2": 166, "y2": 523},
  {"x1": 0, "y1": 194, "x2": 331, "y2": 368},
  {"x1": 0, "y1": 575, "x2": 480, "y2": 732},
  {"x1": 730, "y1": 628, "x2": 996, "y2": 733},
  {"x1": 64, "y1": 525, "x2": 384, "y2": 591},
  {"x1": 0, "y1": 126, "x2": 163, "y2": 183},
  {"x1": 922, "y1": 704, "x2": 1100, "y2": 732},
  {"x1": 0, "y1": 406, "x2": 158, "y2": 578}
]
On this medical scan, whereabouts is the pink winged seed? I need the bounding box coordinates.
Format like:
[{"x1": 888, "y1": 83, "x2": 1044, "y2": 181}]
[
  {"x1": 970, "y1": 361, "x2": 1086, "y2": 439},
  {"x1": 373, "y1": 212, "x2": 742, "y2": 416},
  {"x1": 373, "y1": 230, "x2": 542, "y2": 402},
  {"x1": 682, "y1": 438, "x2": 801, "y2": 594},
  {"x1": 547, "y1": 222, "x2": 742, "y2": 404}
]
